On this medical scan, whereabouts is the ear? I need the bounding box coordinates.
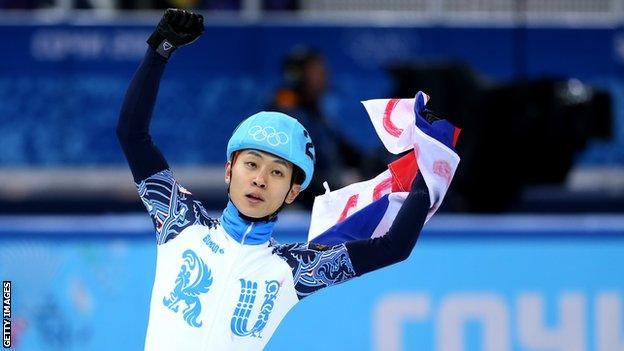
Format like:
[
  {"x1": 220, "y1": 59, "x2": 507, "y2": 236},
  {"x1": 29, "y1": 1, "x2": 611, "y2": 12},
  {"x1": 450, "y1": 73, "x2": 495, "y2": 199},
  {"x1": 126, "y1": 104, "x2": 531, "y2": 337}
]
[
  {"x1": 224, "y1": 161, "x2": 232, "y2": 184},
  {"x1": 284, "y1": 184, "x2": 302, "y2": 204}
]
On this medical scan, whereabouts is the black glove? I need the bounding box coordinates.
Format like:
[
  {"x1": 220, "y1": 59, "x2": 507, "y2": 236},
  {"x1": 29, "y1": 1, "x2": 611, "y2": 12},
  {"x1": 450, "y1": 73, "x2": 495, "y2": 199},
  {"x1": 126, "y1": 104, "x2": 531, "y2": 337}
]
[{"x1": 147, "y1": 8, "x2": 204, "y2": 60}]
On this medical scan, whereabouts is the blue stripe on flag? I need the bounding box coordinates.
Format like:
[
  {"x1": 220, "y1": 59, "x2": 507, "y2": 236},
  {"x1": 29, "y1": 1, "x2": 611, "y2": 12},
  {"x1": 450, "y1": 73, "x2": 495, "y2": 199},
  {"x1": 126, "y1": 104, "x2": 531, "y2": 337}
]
[
  {"x1": 414, "y1": 92, "x2": 457, "y2": 151},
  {"x1": 312, "y1": 194, "x2": 391, "y2": 245},
  {"x1": 414, "y1": 114, "x2": 457, "y2": 151}
]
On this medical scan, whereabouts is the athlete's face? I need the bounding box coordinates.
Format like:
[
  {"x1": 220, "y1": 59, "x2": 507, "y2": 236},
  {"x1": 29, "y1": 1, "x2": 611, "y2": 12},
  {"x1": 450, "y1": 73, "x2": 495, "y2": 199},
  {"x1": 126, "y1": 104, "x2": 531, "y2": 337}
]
[{"x1": 225, "y1": 149, "x2": 301, "y2": 219}]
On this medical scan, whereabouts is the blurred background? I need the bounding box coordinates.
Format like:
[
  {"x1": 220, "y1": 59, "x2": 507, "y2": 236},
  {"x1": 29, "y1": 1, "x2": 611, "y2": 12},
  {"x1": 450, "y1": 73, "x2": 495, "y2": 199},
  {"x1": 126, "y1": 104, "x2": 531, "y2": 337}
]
[{"x1": 1, "y1": 1, "x2": 623, "y2": 350}]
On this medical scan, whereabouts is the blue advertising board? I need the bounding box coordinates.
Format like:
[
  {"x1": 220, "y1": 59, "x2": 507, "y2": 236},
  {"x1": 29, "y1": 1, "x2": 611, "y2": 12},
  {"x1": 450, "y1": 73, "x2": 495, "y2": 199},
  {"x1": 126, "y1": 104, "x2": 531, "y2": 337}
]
[{"x1": 1, "y1": 22, "x2": 623, "y2": 166}]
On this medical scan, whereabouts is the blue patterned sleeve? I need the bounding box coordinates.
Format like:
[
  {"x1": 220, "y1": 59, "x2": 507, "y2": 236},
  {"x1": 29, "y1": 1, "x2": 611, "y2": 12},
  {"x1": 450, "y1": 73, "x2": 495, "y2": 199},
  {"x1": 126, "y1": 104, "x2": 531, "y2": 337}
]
[
  {"x1": 273, "y1": 242, "x2": 357, "y2": 300},
  {"x1": 136, "y1": 169, "x2": 218, "y2": 245}
]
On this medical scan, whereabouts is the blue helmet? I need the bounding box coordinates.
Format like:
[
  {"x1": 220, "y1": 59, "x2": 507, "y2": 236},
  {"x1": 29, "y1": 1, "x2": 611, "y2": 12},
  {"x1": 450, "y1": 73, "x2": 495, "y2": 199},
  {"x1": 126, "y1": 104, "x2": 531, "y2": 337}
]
[{"x1": 226, "y1": 111, "x2": 315, "y2": 190}]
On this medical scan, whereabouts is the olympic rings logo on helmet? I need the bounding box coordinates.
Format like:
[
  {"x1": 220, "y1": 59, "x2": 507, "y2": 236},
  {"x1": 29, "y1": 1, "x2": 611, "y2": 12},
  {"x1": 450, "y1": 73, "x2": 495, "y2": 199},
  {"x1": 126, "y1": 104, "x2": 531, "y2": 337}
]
[{"x1": 248, "y1": 125, "x2": 289, "y2": 146}]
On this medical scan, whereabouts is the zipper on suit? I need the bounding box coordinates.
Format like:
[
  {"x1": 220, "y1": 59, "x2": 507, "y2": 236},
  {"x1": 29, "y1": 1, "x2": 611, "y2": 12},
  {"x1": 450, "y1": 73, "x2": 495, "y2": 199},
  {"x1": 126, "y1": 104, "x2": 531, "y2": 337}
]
[{"x1": 240, "y1": 223, "x2": 254, "y2": 245}]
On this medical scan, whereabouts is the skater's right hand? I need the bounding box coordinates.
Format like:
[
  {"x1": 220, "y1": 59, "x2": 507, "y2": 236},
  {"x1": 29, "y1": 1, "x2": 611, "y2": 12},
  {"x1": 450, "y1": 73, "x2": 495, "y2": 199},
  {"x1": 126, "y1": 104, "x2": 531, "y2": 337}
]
[{"x1": 147, "y1": 8, "x2": 204, "y2": 60}]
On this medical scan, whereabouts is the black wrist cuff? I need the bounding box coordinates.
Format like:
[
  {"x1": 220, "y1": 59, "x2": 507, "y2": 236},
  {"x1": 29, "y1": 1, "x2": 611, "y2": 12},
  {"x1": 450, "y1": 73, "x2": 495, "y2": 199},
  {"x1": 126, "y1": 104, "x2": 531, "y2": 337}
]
[{"x1": 147, "y1": 31, "x2": 176, "y2": 59}]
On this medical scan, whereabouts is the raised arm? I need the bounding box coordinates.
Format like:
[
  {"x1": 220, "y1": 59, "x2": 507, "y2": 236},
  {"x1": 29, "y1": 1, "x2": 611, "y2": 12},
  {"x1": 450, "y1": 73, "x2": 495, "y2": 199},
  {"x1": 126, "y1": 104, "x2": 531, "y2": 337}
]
[
  {"x1": 306, "y1": 92, "x2": 459, "y2": 277},
  {"x1": 344, "y1": 173, "x2": 429, "y2": 275},
  {"x1": 116, "y1": 10, "x2": 214, "y2": 245},
  {"x1": 116, "y1": 9, "x2": 204, "y2": 183},
  {"x1": 275, "y1": 92, "x2": 460, "y2": 299},
  {"x1": 273, "y1": 174, "x2": 429, "y2": 299},
  {"x1": 116, "y1": 48, "x2": 169, "y2": 183}
]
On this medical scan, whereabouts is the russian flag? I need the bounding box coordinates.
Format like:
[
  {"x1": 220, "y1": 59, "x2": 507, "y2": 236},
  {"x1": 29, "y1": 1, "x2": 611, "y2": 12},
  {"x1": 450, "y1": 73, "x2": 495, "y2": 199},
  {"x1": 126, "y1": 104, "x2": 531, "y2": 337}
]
[{"x1": 308, "y1": 92, "x2": 461, "y2": 245}]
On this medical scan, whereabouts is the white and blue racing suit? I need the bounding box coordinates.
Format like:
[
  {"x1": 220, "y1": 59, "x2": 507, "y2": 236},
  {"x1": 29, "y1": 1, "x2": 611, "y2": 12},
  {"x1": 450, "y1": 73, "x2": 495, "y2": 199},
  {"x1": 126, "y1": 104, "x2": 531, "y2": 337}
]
[{"x1": 117, "y1": 48, "x2": 433, "y2": 351}]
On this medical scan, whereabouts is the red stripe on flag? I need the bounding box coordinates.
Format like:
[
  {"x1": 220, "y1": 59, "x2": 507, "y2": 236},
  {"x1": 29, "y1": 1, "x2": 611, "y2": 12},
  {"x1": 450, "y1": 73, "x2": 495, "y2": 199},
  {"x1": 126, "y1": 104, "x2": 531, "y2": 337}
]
[
  {"x1": 452, "y1": 127, "x2": 461, "y2": 147},
  {"x1": 388, "y1": 150, "x2": 419, "y2": 192},
  {"x1": 383, "y1": 99, "x2": 403, "y2": 137},
  {"x1": 373, "y1": 177, "x2": 393, "y2": 201},
  {"x1": 337, "y1": 194, "x2": 359, "y2": 223}
]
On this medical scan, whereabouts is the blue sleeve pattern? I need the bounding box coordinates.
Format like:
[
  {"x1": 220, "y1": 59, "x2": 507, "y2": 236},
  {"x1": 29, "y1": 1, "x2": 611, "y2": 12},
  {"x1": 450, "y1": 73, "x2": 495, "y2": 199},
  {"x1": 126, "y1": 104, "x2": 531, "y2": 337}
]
[
  {"x1": 273, "y1": 242, "x2": 356, "y2": 300},
  {"x1": 136, "y1": 169, "x2": 219, "y2": 245}
]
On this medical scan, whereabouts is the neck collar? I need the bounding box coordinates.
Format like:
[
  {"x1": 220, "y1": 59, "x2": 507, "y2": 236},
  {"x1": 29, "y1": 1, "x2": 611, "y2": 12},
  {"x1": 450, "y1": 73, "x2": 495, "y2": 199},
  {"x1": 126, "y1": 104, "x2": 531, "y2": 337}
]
[{"x1": 220, "y1": 200, "x2": 276, "y2": 245}]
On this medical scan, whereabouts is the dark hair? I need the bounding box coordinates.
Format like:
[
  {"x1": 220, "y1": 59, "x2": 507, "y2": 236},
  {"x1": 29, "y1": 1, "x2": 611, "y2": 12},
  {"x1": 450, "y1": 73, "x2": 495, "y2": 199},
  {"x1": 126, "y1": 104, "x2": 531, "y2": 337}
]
[{"x1": 291, "y1": 165, "x2": 306, "y2": 187}]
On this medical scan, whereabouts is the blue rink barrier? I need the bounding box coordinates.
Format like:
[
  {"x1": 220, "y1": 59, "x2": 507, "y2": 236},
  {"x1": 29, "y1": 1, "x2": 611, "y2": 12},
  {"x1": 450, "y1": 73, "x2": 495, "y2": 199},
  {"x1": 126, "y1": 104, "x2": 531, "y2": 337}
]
[{"x1": 0, "y1": 214, "x2": 623, "y2": 351}]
